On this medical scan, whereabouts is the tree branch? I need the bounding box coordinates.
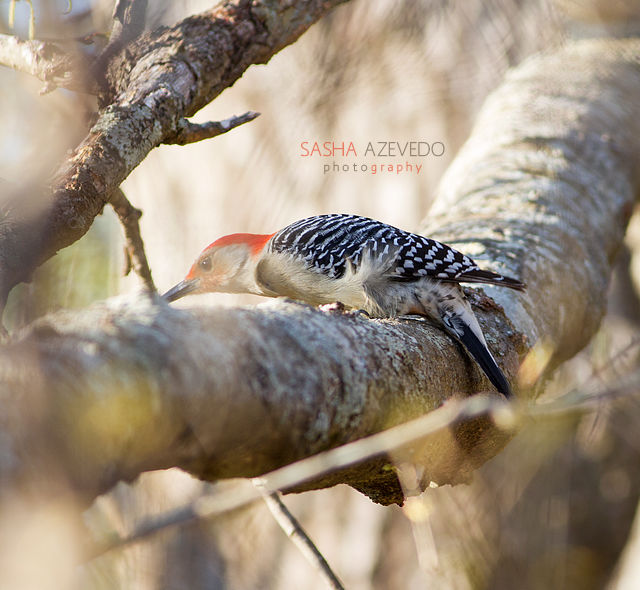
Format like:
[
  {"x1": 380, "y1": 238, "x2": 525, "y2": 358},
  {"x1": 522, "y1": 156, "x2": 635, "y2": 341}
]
[
  {"x1": 257, "y1": 488, "x2": 346, "y2": 590},
  {"x1": 422, "y1": 39, "x2": 640, "y2": 377},
  {"x1": 2, "y1": 297, "x2": 508, "y2": 507},
  {"x1": 0, "y1": 0, "x2": 351, "y2": 308},
  {"x1": 0, "y1": 33, "x2": 90, "y2": 92},
  {"x1": 110, "y1": 188, "x2": 155, "y2": 292},
  {"x1": 92, "y1": 0, "x2": 148, "y2": 89},
  {"x1": 0, "y1": 38, "x2": 639, "y2": 510},
  {"x1": 166, "y1": 111, "x2": 261, "y2": 146}
]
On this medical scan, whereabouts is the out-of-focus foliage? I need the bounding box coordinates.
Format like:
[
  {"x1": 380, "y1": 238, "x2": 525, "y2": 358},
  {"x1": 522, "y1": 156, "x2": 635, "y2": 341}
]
[{"x1": 2, "y1": 0, "x2": 640, "y2": 589}]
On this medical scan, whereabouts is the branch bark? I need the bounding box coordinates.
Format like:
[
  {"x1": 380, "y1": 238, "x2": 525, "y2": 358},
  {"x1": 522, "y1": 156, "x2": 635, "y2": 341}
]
[
  {"x1": 0, "y1": 33, "x2": 90, "y2": 92},
  {"x1": 110, "y1": 188, "x2": 155, "y2": 291},
  {"x1": 423, "y1": 39, "x2": 640, "y2": 376},
  {"x1": 1, "y1": 39, "x2": 639, "y2": 509},
  {"x1": 0, "y1": 0, "x2": 350, "y2": 308},
  {"x1": 92, "y1": 0, "x2": 149, "y2": 89},
  {"x1": 167, "y1": 110, "x2": 261, "y2": 145}
]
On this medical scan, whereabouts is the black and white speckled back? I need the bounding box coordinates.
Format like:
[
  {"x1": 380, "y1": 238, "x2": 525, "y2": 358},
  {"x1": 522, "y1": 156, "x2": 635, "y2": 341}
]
[{"x1": 267, "y1": 214, "x2": 494, "y2": 284}]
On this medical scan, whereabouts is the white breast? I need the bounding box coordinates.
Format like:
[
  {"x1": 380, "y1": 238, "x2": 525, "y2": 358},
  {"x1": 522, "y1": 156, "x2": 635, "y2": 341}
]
[{"x1": 255, "y1": 250, "x2": 377, "y2": 311}]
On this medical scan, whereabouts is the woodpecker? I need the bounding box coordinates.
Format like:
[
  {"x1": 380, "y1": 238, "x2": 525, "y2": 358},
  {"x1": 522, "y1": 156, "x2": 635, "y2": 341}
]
[{"x1": 163, "y1": 214, "x2": 525, "y2": 397}]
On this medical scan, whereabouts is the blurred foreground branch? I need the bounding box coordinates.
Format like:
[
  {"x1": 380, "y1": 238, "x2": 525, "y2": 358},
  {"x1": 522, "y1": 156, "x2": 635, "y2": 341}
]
[
  {"x1": 87, "y1": 393, "x2": 513, "y2": 558},
  {"x1": 88, "y1": 370, "x2": 640, "y2": 558}
]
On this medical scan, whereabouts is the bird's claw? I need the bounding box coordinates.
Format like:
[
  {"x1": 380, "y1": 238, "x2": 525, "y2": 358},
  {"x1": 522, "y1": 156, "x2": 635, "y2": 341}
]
[
  {"x1": 351, "y1": 308, "x2": 371, "y2": 319},
  {"x1": 319, "y1": 302, "x2": 372, "y2": 319}
]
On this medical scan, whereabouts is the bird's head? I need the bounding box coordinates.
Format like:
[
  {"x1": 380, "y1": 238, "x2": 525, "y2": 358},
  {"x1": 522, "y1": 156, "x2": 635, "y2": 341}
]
[{"x1": 163, "y1": 233, "x2": 274, "y2": 302}]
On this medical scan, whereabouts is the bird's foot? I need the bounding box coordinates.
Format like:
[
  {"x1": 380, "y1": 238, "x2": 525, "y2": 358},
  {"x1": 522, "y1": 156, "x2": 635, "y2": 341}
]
[
  {"x1": 319, "y1": 302, "x2": 371, "y2": 319},
  {"x1": 351, "y1": 308, "x2": 371, "y2": 319}
]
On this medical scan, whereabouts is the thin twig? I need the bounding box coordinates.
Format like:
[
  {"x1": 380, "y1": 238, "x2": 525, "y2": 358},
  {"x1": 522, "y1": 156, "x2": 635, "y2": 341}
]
[
  {"x1": 256, "y1": 485, "x2": 346, "y2": 590},
  {"x1": 580, "y1": 335, "x2": 640, "y2": 390},
  {"x1": 110, "y1": 188, "x2": 155, "y2": 292},
  {"x1": 166, "y1": 112, "x2": 261, "y2": 146}
]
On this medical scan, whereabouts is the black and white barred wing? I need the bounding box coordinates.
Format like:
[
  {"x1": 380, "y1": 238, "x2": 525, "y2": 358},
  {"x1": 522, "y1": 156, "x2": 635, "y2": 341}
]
[
  {"x1": 385, "y1": 232, "x2": 525, "y2": 290},
  {"x1": 269, "y1": 214, "x2": 525, "y2": 290},
  {"x1": 268, "y1": 214, "x2": 400, "y2": 278}
]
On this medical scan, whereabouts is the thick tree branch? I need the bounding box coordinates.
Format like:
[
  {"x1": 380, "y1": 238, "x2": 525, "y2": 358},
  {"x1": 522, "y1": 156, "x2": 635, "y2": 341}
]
[
  {"x1": 0, "y1": 0, "x2": 350, "y2": 307},
  {"x1": 0, "y1": 296, "x2": 514, "y2": 507},
  {"x1": 1, "y1": 39, "x2": 639, "y2": 509},
  {"x1": 423, "y1": 39, "x2": 640, "y2": 378}
]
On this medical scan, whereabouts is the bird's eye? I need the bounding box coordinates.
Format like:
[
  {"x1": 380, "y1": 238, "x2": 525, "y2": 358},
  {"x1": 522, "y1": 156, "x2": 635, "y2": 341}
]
[{"x1": 199, "y1": 257, "x2": 213, "y2": 272}]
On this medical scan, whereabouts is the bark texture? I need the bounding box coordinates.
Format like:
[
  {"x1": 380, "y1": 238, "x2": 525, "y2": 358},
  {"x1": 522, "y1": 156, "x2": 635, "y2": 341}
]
[
  {"x1": 0, "y1": 296, "x2": 516, "y2": 506},
  {"x1": 0, "y1": 33, "x2": 89, "y2": 91},
  {"x1": 0, "y1": 0, "x2": 349, "y2": 305},
  {"x1": 1, "y1": 39, "x2": 639, "y2": 507}
]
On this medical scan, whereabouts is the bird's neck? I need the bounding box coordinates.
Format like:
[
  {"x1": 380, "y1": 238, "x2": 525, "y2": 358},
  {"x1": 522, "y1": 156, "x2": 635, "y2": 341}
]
[{"x1": 237, "y1": 249, "x2": 276, "y2": 297}]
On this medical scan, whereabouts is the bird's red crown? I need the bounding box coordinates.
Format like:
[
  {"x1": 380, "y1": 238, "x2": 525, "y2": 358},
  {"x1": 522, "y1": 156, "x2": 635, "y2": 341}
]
[{"x1": 206, "y1": 233, "x2": 275, "y2": 256}]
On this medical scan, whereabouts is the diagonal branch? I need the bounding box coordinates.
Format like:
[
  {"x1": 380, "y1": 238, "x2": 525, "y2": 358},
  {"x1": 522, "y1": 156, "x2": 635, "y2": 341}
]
[
  {"x1": 257, "y1": 487, "x2": 346, "y2": 590},
  {"x1": 0, "y1": 0, "x2": 351, "y2": 308},
  {"x1": 83, "y1": 394, "x2": 513, "y2": 559},
  {"x1": 86, "y1": 371, "x2": 640, "y2": 558}
]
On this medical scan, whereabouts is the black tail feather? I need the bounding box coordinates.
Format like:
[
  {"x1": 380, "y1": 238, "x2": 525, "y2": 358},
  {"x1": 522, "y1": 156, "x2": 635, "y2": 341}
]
[
  {"x1": 458, "y1": 268, "x2": 526, "y2": 291},
  {"x1": 454, "y1": 321, "x2": 513, "y2": 397}
]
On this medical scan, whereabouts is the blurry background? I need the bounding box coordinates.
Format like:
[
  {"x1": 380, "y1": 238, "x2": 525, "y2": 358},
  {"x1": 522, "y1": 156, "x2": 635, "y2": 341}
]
[{"x1": 1, "y1": 0, "x2": 640, "y2": 588}]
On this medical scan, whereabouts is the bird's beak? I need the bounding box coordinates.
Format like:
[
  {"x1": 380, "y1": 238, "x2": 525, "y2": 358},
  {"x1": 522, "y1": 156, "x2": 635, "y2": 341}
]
[{"x1": 162, "y1": 278, "x2": 200, "y2": 302}]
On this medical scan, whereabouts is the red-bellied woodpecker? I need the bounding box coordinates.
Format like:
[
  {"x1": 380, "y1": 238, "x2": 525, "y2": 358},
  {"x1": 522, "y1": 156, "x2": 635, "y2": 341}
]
[{"x1": 163, "y1": 214, "x2": 525, "y2": 397}]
